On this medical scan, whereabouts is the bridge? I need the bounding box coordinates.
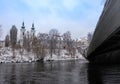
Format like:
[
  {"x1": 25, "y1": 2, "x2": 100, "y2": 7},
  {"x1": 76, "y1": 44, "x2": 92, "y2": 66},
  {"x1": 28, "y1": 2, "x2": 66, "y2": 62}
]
[{"x1": 87, "y1": 0, "x2": 120, "y2": 63}]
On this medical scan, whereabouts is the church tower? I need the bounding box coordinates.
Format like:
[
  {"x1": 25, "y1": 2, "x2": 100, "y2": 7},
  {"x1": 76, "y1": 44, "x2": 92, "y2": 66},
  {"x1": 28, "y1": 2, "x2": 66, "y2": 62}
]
[
  {"x1": 30, "y1": 23, "x2": 35, "y2": 39},
  {"x1": 20, "y1": 22, "x2": 26, "y2": 46}
]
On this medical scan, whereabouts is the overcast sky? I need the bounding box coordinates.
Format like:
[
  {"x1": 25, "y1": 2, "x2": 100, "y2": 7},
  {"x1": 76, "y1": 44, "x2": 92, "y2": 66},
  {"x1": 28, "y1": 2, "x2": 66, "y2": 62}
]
[{"x1": 0, "y1": 0, "x2": 105, "y2": 39}]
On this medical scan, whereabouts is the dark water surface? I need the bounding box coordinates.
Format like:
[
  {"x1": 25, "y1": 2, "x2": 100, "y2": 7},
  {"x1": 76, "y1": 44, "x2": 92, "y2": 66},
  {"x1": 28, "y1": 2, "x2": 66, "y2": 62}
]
[{"x1": 0, "y1": 60, "x2": 120, "y2": 84}]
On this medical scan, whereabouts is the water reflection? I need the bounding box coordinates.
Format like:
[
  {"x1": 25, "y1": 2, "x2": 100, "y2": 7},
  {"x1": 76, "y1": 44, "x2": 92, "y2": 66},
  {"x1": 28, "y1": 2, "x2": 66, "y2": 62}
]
[
  {"x1": 87, "y1": 64, "x2": 120, "y2": 84},
  {"x1": 87, "y1": 64, "x2": 103, "y2": 84},
  {"x1": 0, "y1": 60, "x2": 88, "y2": 84},
  {"x1": 0, "y1": 60, "x2": 120, "y2": 84}
]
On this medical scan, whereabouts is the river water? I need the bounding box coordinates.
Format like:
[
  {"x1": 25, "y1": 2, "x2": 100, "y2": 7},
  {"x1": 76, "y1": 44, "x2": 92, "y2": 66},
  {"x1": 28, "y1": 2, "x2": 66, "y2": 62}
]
[{"x1": 0, "y1": 60, "x2": 120, "y2": 84}]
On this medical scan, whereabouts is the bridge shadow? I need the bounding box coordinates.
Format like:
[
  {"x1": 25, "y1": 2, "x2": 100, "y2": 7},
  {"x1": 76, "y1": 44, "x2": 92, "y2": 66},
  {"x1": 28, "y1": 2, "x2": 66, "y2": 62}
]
[
  {"x1": 87, "y1": 64, "x2": 120, "y2": 84},
  {"x1": 87, "y1": 64, "x2": 103, "y2": 84}
]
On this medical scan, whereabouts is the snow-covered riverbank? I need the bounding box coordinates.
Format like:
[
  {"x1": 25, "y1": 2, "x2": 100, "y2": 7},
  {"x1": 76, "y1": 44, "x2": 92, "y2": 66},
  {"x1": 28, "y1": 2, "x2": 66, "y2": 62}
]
[
  {"x1": 44, "y1": 50, "x2": 85, "y2": 61},
  {"x1": 0, "y1": 48, "x2": 85, "y2": 63}
]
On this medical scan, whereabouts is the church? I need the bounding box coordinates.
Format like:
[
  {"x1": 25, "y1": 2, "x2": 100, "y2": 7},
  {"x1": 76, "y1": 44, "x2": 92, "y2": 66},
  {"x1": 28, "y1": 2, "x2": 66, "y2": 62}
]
[{"x1": 20, "y1": 22, "x2": 35, "y2": 47}]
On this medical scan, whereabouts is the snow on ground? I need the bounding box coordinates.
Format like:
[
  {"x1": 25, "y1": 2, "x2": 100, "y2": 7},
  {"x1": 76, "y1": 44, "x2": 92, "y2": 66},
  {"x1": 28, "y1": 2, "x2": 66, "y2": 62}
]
[
  {"x1": 0, "y1": 48, "x2": 38, "y2": 63},
  {"x1": 0, "y1": 48, "x2": 85, "y2": 63},
  {"x1": 44, "y1": 50, "x2": 85, "y2": 61}
]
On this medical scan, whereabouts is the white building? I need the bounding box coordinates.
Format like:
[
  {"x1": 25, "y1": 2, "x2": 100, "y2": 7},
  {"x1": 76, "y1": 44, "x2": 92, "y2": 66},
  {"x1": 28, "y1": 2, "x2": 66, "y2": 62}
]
[
  {"x1": 79, "y1": 37, "x2": 88, "y2": 49},
  {"x1": 30, "y1": 23, "x2": 35, "y2": 40},
  {"x1": 20, "y1": 22, "x2": 26, "y2": 47},
  {"x1": 20, "y1": 22, "x2": 35, "y2": 47}
]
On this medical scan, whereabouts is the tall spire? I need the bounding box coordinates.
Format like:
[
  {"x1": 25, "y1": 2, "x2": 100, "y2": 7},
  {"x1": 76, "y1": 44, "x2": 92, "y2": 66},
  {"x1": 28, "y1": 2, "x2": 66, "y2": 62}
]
[
  {"x1": 21, "y1": 21, "x2": 25, "y2": 29},
  {"x1": 31, "y1": 23, "x2": 35, "y2": 30}
]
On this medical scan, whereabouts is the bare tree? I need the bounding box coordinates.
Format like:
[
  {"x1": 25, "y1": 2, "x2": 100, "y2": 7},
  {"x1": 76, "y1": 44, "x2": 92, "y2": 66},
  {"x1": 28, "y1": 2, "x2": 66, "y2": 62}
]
[
  {"x1": 26, "y1": 31, "x2": 30, "y2": 52},
  {"x1": 57, "y1": 36, "x2": 62, "y2": 56},
  {"x1": 63, "y1": 31, "x2": 73, "y2": 56},
  {"x1": 36, "y1": 33, "x2": 48, "y2": 60},
  {"x1": 31, "y1": 36, "x2": 38, "y2": 59},
  {"x1": 10, "y1": 25, "x2": 17, "y2": 58},
  {"x1": 49, "y1": 29, "x2": 59, "y2": 57},
  {"x1": 5, "y1": 35, "x2": 10, "y2": 47},
  {"x1": 23, "y1": 34, "x2": 27, "y2": 49}
]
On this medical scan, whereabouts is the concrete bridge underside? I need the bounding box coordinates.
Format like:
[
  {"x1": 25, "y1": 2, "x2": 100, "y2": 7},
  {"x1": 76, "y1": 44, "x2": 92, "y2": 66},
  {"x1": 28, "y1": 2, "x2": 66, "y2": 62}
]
[{"x1": 87, "y1": 0, "x2": 120, "y2": 63}]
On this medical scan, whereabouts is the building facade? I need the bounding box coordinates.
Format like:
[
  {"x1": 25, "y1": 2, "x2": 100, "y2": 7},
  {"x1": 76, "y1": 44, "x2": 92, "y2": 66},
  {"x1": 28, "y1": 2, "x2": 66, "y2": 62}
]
[{"x1": 20, "y1": 22, "x2": 35, "y2": 47}]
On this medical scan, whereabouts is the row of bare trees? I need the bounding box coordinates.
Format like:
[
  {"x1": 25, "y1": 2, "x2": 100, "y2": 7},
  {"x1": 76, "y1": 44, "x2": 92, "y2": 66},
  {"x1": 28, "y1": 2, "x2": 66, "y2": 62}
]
[
  {"x1": 5, "y1": 25, "x2": 78, "y2": 60},
  {"x1": 33, "y1": 29, "x2": 77, "y2": 59}
]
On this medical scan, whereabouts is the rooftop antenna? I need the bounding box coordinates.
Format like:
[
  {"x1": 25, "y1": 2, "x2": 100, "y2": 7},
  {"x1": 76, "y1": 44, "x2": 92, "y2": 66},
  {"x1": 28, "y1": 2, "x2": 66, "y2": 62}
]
[
  {"x1": 22, "y1": 16, "x2": 24, "y2": 26},
  {"x1": 32, "y1": 19, "x2": 35, "y2": 27}
]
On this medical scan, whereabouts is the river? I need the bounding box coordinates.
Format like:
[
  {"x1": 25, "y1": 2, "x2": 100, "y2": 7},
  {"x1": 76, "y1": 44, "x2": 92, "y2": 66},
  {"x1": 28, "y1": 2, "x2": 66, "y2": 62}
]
[{"x1": 0, "y1": 60, "x2": 120, "y2": 84}]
